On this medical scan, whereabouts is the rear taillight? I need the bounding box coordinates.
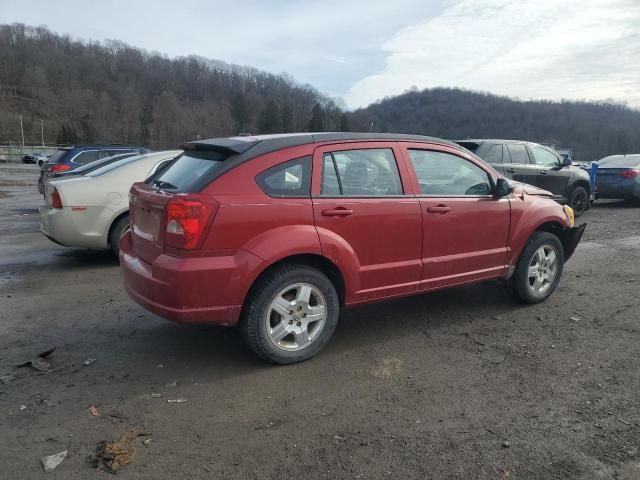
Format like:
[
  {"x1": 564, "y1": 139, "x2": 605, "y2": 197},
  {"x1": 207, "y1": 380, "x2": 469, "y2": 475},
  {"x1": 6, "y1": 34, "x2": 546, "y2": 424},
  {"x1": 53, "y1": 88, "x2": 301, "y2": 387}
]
[
  {"x1": 51, "y1": 188, "x2": 63, "y2": 209},
  {"x1": 621, "y1": 169, "x2": 640, "y2": 178},
  {"x1": 48, "y1": 164, "x2": 72, "y2": 173},
  {"x1": 165, "y1": 195, "x2": 218, "y2": 250}
]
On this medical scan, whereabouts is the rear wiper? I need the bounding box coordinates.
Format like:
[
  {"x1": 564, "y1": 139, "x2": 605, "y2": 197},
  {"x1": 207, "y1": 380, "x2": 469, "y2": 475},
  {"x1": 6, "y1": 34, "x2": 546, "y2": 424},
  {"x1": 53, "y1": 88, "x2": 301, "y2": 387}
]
[{"x1": 153, "y1": 180, "x2": 178, "y2": 190}]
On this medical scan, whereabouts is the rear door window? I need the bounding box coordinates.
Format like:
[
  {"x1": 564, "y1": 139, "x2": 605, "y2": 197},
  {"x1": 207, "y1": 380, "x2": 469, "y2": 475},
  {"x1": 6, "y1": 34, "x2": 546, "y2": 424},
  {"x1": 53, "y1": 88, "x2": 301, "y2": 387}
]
[
  {"x1": 483, "y1": 144, "x2": 503, "y2": 163},
  {"x1": 506, "y1": 144, "x2": 530, "y2": 164},
  {"x1": 73, "y1": 150, "x2": 99, "y2": 164},
  {"x1": 256, "y1": 157, "x2": 311, "y2": 197},
  {"x1": 320, "y1": 148, "x2": 403, "y2": 196}
]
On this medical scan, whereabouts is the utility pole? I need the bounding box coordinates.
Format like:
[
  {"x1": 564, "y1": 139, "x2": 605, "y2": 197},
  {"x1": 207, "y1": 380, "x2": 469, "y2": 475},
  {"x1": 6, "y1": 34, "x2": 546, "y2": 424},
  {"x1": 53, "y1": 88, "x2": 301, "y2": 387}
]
[
  {"x1": 19, "y1": 114, "x2": 26, "y2": 148},
  {"x1": 370, "y1": 121, "x2": 374, "y2": 133},
  {"x1": 41, "y1": 119, "x2": 45, "y2": 147}
]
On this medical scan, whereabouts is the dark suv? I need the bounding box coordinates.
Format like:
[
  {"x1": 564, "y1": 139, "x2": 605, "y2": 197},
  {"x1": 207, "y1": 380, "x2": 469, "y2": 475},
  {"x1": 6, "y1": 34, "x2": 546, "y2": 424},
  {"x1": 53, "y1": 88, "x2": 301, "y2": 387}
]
[
  {"x1": 455, "y1": 139, "x2": 591, "y2": 216},
  {"x1": 38, "y1": 144, "x2": 148, "y2": 194}
]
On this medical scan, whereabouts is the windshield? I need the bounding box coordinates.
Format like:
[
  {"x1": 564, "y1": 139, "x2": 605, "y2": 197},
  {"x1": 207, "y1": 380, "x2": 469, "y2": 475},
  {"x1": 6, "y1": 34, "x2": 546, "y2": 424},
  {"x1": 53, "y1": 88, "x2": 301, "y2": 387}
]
[{"x1": 149, "y1": 150, "x2": 229, "y2": 192}]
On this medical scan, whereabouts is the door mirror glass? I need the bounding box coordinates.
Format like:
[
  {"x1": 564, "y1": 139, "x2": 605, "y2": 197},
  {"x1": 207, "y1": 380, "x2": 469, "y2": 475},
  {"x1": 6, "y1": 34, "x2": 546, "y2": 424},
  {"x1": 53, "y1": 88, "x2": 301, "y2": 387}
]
[
  {"x1": 562, "y1": 156, "x2": 572, "y2": 167},
  {"x1": 494, "y1": 178, "x2": 513, "y2": 197}
]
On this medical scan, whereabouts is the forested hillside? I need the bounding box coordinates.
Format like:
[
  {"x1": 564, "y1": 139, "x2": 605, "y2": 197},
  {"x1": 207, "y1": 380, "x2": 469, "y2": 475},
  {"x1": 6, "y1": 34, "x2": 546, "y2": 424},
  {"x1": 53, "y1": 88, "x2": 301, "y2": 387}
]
[
  {"x1": 348, "y1": 87, "x2": 640, "y2": 161},
  {"x1": 0, "y1": 23, "x2": 344, "y2": 148}
]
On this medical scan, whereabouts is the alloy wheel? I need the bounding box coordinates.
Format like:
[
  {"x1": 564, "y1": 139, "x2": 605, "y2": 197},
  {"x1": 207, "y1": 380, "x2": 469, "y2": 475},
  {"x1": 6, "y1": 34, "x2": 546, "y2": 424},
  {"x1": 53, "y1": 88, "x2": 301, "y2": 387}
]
[
  {"x1": 527, "y1": 245, "x2": 559, "y2": 294},
  {"x1": 265, "y1": 283, "x2": 327, "y2": 351}
]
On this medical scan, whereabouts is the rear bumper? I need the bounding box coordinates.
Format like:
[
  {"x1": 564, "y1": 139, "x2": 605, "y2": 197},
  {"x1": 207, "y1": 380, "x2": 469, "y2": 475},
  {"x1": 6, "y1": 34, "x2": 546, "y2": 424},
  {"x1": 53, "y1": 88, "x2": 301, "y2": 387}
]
[
  {"x1": 562, "y1": 223, "x2": 587, "y2": 260},
  {"x1": 119, "y1": 232, "x2": 264, "y2": 326},
  {"x1": 39, "y1": 205, "x2": 110, "y2": 249},
  {"x1": 595, "y1": 181, "x2": 640, "y2": 199}
]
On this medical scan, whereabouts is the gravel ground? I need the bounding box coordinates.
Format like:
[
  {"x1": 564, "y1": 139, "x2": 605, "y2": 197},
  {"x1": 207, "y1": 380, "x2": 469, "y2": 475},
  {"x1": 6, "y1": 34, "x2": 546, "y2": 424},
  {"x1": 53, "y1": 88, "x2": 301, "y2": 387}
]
[{"x1": 0, "y1": 164, "x2": 639, "y2": 479}]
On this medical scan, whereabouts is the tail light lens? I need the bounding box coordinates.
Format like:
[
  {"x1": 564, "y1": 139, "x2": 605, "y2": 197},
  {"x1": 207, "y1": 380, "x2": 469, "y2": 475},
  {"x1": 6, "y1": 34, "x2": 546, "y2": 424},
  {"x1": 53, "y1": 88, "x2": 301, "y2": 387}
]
[
  {"x1": 48, "y1": 164, "x2": 72, "y2": 173},
  {"x1": 621, "y1": 169, "x2": 640, "y2": 178},
  {"x1": 51, "y1": 187, "x2": 63, "y2": 209},
  {"x1": 165, "y1": 195, "x2": 218, "y2": 250}
]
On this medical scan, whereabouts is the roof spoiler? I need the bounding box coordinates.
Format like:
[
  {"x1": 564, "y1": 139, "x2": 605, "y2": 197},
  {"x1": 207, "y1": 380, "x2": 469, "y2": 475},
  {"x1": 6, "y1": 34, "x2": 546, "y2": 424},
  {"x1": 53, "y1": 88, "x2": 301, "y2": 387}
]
[{"x1": 182, "y1": 138, "x2": 259, "y2": 155}]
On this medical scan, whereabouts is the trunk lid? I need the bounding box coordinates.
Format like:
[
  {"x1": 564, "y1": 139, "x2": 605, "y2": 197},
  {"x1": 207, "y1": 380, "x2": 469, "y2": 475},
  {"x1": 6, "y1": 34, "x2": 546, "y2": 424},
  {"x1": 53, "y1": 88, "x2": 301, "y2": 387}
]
[
  {"x1": 130, "y1": 183, "x2": 174, "y2": 264},
  {"x1": 597, "y1": 168, "x2": 629, "y2": 185}
]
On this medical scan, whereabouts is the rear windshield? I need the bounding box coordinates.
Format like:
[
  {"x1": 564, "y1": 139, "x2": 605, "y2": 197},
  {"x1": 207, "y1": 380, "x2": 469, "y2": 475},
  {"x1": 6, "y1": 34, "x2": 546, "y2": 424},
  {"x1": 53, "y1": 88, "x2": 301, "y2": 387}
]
[
  {"x1": 598, "y1": 155, "x2": 640, "y2": 168},
  {"x1": 48, "y1": 149, "x2": 69, "y2": 164},
  {"x1": 456, "y1": 142, "x2": 480, "y2": 153},
  {"x1": 73, "y1": 153, "x2": 135, "y2": 174},
  {"x1": 148, "y1": 150, "x2": 228, "y2": 192},
  {"x1": 87, "y1": 154, "x2": 145, "y2": 177}
]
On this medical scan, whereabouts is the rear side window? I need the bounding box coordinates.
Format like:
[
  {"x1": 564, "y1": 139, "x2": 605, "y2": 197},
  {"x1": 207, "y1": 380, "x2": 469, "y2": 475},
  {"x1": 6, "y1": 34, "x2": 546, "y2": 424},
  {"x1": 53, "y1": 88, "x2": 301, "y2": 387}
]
[
  {"x1": 506, "y1": 144, "x2": 530, "y2": 164},
  {"x1": 483, "y1": 144, "x2": 503, "y2": 163},
  {"x1": 321, "y1": 148, "x2": 403, "y2": 196},
  {"x1": 73, "y1": 150, "x2": 99, "y2": 164},
  {"x1": 256, "y1": 157, "x2": 311, "y2": 197},
  {"x1": 151, "y1": 150, "x2": 228, "y2": 192}
]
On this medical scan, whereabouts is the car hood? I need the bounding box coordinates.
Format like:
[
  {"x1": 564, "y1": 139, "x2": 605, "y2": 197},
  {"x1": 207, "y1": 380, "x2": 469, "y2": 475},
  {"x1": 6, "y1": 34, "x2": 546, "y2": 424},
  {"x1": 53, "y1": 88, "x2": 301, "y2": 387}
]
[{"x1": 509, "y1": 181, "x2": 555, "y2": 197}]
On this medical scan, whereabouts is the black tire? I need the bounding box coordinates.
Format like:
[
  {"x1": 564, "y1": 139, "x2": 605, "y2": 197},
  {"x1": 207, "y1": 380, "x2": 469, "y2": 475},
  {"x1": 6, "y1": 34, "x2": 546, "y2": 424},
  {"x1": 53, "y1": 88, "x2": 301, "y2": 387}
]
[
  {"x1": 240, "y1": 264, "x2": 340, "y2": 364},
  {"x1": 508, "y1": 231, "x2": 564, "y2": 304},
  {"x1": 109, "y1": 215, "x2": 130, "y2": 257},
  {"x1": 567, "y1": 185, "x2": 588, "y2": 217}
]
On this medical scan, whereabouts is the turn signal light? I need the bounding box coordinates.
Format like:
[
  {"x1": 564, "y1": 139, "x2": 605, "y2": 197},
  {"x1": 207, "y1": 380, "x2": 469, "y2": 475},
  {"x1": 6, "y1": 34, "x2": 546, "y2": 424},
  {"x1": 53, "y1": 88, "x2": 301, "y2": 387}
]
[
  {"x1": 165, "y1": 195, "x2": 218, "y2": 250},
  {"x1": 49, "y1": 164, "x2": 72, "y2": 173},
  {"x1": 621, "y1": 169, "x2": 640, "y2": 178}
]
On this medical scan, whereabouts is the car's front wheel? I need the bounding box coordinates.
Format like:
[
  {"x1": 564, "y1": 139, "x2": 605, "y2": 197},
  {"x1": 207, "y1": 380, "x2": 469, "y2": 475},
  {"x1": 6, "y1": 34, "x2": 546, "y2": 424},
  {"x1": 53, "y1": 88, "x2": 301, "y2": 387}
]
[
  {"x1": 567, "y1": 185, "x2": 589, "y2": 217},
  {"x1": 508, "y1": 231, "x2": 564, "y2": 304},
  {"x1": 240, "y1": 264, "x2": 340, "y2": 364}
]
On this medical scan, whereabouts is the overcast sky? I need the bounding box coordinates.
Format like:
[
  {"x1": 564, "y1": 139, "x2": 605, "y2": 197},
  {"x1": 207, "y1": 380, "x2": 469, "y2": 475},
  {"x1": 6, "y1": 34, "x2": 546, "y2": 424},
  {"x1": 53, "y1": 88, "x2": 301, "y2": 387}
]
[{"x1": 3, "y1": 0, "x2": 640, "y2": 109}]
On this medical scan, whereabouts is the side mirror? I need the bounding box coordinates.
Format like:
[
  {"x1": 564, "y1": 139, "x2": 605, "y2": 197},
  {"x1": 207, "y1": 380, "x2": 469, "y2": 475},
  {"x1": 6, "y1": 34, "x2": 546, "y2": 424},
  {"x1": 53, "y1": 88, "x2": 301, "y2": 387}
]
[
  {"x1": 494, "y1": 177, "x2": 513, "y2": 197},
  {"x1": 561, "y1": 157, "x2": 572, "y2": 167}
]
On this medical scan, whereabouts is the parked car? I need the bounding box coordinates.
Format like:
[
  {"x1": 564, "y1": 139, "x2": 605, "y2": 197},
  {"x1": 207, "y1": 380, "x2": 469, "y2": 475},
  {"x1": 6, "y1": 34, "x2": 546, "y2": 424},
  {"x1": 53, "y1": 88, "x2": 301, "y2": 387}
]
[
  {"x1": 595, "y1": 154, "x2": 640, "y2": 202},
  {"x1": 120, "y1": 133, "x2": 585, "y2": 364},
  {"x1": 40, "y1": 150, "x2": 182, "y2": 256},
  {"x1": 455, "y1": 139, "x2": 591, "y2": 216},
  {"x1": 38, "y1": 144, "x2": 148, "y2": 194},
  {"x1": 41, "y1": 153, "x2": 138, "y2": 197},
  {"x1": 23, "y1": 152, "x2": 50, "y2": 166}
]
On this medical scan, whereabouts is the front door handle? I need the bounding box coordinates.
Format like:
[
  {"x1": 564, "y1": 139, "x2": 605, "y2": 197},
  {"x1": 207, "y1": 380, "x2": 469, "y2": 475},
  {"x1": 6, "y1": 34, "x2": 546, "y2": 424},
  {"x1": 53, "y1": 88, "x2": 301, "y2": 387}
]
[
  {"x1": 322, "y1": 207, "x2": 354, "y2": 217},
  {"x1": 539, "y1": 170, "x2": 548, "y2": 175},
  {"x1": 506, "y1": 168, "x2": 516, "y2": 173},
  {"x1": 427, "y1": 205, "x2": 452, "y2": 214}
]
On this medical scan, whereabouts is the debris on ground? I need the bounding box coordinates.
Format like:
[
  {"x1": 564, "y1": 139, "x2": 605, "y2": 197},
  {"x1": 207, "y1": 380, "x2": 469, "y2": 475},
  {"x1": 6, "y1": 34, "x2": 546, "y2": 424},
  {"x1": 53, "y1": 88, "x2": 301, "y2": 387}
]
[
  {"x1": 16, "y1": 347, "x2": 56, "y2": 372},
  {"x1": 89, "y1": 429, "x2": 149, "y2": 473},
  {"x1": 0, "y1": 372, "x2": 15, "y2": 384},
  {"x1": 41, "y1": 450, "x2": 68, "y2": 473},
  {"x1": 150, "y1": 393, "x2": 162, "y2": 398},
  {"x1": 570, "y1": 316, "x2": 581, "y2": 322},
  {"x1": 165, "y1": 380, "x2": 177, "y2": 388},
  {"x1": 502, "y1": 441, "x2": 511, "y2": 448},
  {"x1": 88, "y1": 405, "x2": 99, "y2": 416},
  {"x1": 167, "y1": 398, "x2": 187, "y2": 403},
  {"x1": 83, "y1": 357, "x2": 96, "y2": 367}
]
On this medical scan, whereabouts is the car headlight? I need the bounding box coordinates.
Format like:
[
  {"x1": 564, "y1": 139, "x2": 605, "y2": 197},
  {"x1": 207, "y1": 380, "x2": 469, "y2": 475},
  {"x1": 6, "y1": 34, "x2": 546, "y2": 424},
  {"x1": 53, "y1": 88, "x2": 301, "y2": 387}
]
[{"x1": 563, "y1": 205, "x2": 575, "y2": 227}]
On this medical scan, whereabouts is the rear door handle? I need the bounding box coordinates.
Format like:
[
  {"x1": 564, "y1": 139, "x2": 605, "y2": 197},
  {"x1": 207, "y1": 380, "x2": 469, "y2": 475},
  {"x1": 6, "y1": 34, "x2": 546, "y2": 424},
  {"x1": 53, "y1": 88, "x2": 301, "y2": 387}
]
[
  {"x1": 539, "y1": 170, "x2": 548, "y2": 175},
  {"x1": 322, "y1": 207, "x2": 354, "y2": 217},
  {"x1": 506, "y1": 168, "x2": 516, "y2": 173},
  {"x1": 427, "y1": 205, "x2": 452, "y2": 214}
]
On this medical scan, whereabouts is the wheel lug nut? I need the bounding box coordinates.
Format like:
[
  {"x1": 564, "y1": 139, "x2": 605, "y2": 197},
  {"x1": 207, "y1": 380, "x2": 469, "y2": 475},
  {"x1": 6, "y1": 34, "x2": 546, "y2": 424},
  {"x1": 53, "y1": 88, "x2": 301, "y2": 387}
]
[
  {"x1": 296, "y1": 321, "x2": 301, "y2": 326},
  {"x1": 288, "y1": 320, "x2": 293, "y2": 324},
  {"x1": 289, "y1": 310, "x2": 293, "y2": 315},
  {"x1": 297, "y1": 306, "x2": 302, "y2": 311},
  {"x1": 302, "y1": 313, "x2": 306, "y2": 318}
]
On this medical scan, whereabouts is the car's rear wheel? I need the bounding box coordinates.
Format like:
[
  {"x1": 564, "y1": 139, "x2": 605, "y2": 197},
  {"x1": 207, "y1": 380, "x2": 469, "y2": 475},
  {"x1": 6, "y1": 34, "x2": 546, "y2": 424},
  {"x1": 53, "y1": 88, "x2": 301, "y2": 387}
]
[
  {"x1": 567, "y1": 185, "x2": 588, "y2": 217},
  {"x1": 508, "y1": 231, "x2": 564, "y2": 304},
  {"x1": 109, "y1": 215, "x2": 130, "y2": 257},
  {"x1": 240, "y1": 264, "x2": 339, "y2": 364}
]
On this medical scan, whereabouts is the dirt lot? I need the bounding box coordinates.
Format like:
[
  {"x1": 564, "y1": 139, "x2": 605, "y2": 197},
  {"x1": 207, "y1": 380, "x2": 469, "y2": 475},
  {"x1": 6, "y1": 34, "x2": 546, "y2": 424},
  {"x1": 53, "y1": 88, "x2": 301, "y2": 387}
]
[{"x1": 0, "y1": 163, "x2": 639, "y2": 479}]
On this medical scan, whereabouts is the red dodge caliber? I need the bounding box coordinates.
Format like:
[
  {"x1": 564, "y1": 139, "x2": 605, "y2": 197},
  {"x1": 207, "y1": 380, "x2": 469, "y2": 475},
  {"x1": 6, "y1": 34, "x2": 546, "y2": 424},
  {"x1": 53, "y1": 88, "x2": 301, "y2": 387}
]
[{"x1": 121, "y1": 133, "x2": 585, "y2": 363}]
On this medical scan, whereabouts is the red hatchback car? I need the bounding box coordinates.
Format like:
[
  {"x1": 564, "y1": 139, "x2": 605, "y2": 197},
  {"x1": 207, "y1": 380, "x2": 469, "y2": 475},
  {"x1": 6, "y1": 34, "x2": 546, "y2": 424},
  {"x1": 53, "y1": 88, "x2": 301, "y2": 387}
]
[{"x1": 121, "y1": 133, "x2": 585, "y2": 363}]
